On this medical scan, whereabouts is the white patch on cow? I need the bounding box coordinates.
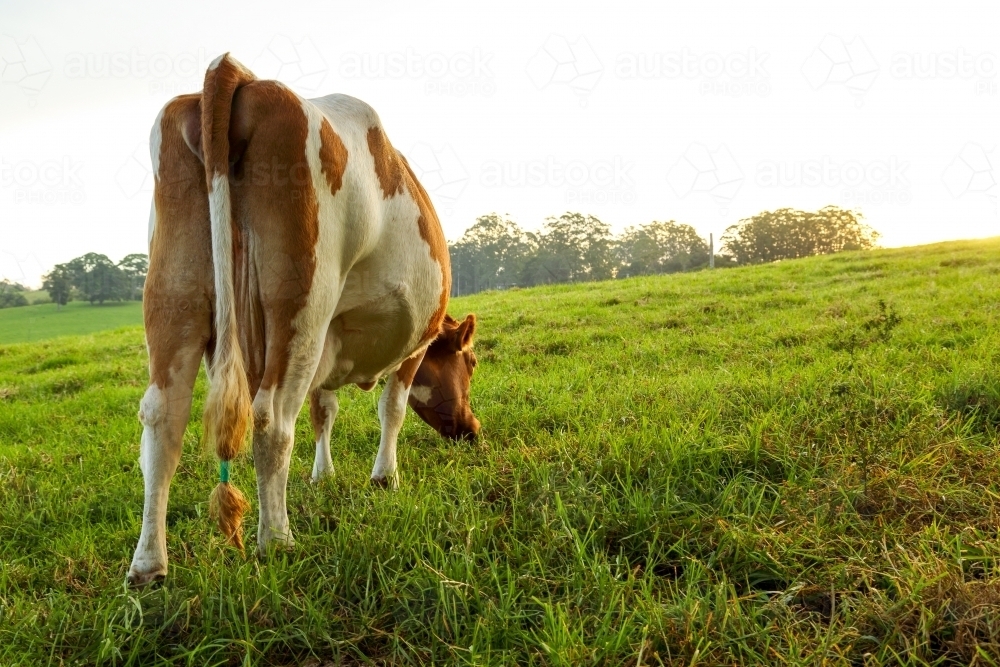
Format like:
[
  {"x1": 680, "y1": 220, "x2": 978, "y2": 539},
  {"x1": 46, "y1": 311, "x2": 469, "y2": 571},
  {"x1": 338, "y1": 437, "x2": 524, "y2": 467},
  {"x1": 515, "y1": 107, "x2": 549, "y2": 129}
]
[
  {"x1": 309, "y1": 93, "x2": 445, "y2": 357},
  {"x1": 208, "y1": 53, "x2": 225, "y2": 71},
  {"x1": 130, "y1": 382, "x2": 181, "y2": 584},
  {"x1": 149, "y1": 105, "x2": 165, "y2": 178},
  {"x1": 208, "y1": 172, "x2": 236, "y2": 365},
  {"x1": 146, "y1": 105, "x2": 166, "y2": 247},
  {"x1": 409, "y1": 384, "x2": 432, "y2": 405}
]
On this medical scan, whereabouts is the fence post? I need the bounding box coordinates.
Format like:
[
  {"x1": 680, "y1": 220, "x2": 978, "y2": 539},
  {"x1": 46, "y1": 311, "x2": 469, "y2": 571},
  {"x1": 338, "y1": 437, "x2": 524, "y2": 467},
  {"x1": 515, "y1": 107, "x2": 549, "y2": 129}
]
[{"x1": 709, "y1": 233, "x2": 715, "y2": 269}]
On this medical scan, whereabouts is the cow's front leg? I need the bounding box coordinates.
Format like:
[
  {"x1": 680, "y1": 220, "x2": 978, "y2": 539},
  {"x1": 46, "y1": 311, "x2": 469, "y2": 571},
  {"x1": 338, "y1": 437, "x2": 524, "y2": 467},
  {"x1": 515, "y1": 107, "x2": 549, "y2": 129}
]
[
  {"x1": 309, "y1": 387, "x2": 339, "y2": 482},
  {"x1": 128, "y1": 333, "x2": 205, "y2": 586},
  {"x1": 371, "y1": 352, "x2": 424, "y2": 488}
]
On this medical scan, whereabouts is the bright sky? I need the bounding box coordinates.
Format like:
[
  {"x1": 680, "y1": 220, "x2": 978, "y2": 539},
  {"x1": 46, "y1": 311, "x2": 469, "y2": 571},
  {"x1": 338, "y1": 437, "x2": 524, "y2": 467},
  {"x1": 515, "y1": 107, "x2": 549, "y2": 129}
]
[{"x1": 1, "y1": 0, "x2": 997, "y2": 287}]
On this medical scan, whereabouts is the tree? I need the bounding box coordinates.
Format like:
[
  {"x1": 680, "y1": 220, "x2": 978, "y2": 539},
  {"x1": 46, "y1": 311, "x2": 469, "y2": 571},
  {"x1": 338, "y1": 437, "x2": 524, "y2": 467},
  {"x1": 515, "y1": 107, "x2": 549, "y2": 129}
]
[
  {"x1": 42, "y1": 265, "x2": 73, "y2": 308},
  {"x1": 65, "y1": 253, "x2": 127, "y2": 304},
  {"x1": 117, "y1": 253, "x2": 149, "y2": 300},
  {"x1": 520, "y1": 212, "x2": 614, "y2": 286},
  {"x1": 720, "y1": 206, "x2": 879, "y2": 265},
  {"x1": 616, "y1": 220, "x2": 709, "y2": 277},
  {"x1": 450, "y1": 214, "x2": 533, "y2": 295},
  {"x1": 0, "y1": 280, "x2": 29, "y2": 308}
]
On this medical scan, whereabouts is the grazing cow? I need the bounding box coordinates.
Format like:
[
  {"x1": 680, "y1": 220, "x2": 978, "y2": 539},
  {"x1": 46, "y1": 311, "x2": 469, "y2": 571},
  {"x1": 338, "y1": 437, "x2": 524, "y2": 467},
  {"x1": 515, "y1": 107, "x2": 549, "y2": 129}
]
[{"x1": 128, "y1": 53, "x2": 480, "y2": 586}]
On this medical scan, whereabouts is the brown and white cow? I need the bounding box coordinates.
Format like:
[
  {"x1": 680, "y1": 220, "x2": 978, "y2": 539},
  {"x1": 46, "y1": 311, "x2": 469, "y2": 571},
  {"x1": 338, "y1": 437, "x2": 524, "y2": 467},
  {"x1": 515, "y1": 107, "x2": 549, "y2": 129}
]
[{"x1": 128, "y1": 53, "x2": 479, "y2": 586}]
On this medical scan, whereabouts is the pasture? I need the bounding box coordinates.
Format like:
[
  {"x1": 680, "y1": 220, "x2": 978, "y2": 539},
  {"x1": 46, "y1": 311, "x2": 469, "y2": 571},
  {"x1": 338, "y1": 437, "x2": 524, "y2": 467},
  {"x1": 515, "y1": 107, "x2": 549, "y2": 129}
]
[
  {"x1": 0, "y1": 300, "x2": 143, "y2": 346},
  {"x1": 1, "y1": 238, "x2": 1000, "y2": 665}
]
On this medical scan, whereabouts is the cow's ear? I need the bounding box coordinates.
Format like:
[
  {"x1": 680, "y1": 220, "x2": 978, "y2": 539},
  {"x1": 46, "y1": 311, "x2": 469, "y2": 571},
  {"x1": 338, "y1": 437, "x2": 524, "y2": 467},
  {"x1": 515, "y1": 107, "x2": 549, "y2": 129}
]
[{"x1": 456, "y1": 313, "x2": 476, "y2": 351}]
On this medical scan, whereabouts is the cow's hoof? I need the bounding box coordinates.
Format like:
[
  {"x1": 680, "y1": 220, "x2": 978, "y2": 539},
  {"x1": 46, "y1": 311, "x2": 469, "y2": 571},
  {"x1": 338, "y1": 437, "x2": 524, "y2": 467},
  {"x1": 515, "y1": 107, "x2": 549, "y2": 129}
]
[
  {"x1": 370, "y1": 474, "x2": 398, "y2": 489},
  {"x1": 127, "y1": 569, "x2": 166, "y2": 588},
  {"x1": 256, "y1": 530, "x2": 295, "y2": 558},
  {"x1": 310, "y1": 468, "x2": 334, "y2": 484}
]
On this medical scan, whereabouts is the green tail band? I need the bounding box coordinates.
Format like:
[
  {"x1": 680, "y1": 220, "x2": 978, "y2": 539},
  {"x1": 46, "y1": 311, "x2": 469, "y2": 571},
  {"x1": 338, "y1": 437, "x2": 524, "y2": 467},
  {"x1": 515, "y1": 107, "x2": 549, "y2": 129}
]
[{"x1": 220, "y1": 460, "x2": 230, "y2": 483}]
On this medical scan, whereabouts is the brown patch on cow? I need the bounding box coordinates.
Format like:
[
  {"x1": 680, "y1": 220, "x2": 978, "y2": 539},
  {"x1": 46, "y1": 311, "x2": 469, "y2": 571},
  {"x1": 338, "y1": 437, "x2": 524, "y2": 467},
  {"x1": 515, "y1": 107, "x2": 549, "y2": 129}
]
[
  {"x1": 365, "y1": 125, "x2": 450, "y2": 343},
  {"x1": 227, "y1": 81, "x2": 319, "y2": 392},
  {"x1": 395, "y1": 349, "x2": 427, "y2": 389},
  {"x1": 319, "y1": 118, "x2": 348, "y2": 196},
  {"x1": 309, "y1": 389, "x2": 328, "y2": 434},
  {"x1": 145, "y1": 94, "x2": 214, "y2": 390},
  {"x1": 399, "y1": 156, "x2": 451, "y2": 344},
  {"x1": 366, "y1": 126, "x2": 404, "y2": 198}
]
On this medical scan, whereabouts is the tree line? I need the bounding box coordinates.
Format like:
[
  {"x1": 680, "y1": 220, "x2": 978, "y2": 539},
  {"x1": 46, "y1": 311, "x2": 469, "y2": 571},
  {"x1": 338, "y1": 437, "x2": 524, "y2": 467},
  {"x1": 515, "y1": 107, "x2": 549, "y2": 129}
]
[
  {"x1": 8, "y1": 204, "x2": 876, "y2": 308},
  {"x1": 450, "y1": 206, "x2": 879, "y2": 295},
  {"x1": 39, "y1": 253, "x2": 148, "y2": 308}
]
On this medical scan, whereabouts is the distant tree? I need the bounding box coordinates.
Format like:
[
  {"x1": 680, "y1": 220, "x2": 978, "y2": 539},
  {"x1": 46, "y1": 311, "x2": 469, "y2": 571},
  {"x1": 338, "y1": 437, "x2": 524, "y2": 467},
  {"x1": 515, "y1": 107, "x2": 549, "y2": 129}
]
[
  {"x1": 65, "y1": 253, "x2": 127, "y2": 304},
  {"x1": 117, "y1": 253, "x2": 149, "y2": 300},
  {"x1": 616, "y1": 220, "x2": 710, "y2": 277},
  {"x1": 450, "y1": 214, "x2": 533, "y2": 295},
  {"x1": 0, "y1": 279, "x2": 29, "y2": 308},
  {"x1": 720, "y1": 206, "x2": 879, "y2": 265},
  {"x1": 42, "y1": 265, "x2": 73, "y2": 308},
  {"x1": 0, "y1": 279, "x2": 28, "y2": 293},
  {"x1": 520, "y1": 212, "x2": 614, "y2": 286}
]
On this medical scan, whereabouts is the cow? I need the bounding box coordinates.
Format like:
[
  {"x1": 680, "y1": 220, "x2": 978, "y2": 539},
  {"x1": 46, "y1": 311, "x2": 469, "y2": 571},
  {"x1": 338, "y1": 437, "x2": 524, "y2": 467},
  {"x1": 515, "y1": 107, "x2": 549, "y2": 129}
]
[{"x1": 128, "y1": 53, "x2": 480, "y2": 586}]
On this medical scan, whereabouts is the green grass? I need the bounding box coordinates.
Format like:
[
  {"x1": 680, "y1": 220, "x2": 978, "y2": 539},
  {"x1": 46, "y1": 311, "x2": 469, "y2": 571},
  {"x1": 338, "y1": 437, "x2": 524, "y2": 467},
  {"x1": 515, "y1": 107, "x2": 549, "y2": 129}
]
[
  {"x1": 0, "y1": 300, "x2": 143, "y2": 345},
  {"x1": 2, "y1": 238, "x2": 1000, "y2": 665}
]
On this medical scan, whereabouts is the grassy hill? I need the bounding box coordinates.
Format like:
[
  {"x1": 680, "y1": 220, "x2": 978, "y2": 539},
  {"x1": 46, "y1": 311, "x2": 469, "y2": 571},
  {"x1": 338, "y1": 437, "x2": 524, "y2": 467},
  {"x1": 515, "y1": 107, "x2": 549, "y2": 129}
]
[
  {"x1": 1, "y1": 239, "x2": 999, "y2": 665},
  {"x1": 0, "y1": 299, "x2": 143, "y2": 345}
]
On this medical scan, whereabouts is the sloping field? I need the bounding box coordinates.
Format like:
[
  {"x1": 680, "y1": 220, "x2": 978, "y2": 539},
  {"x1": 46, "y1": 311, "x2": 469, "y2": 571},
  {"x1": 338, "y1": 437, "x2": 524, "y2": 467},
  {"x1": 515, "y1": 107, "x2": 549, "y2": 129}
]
[
  {"x1": 0, "y1": 300, "x2": 143, "y2": 345},
  {"x1": 1, "y1": 239, "x2": 999, "y2": 665}
]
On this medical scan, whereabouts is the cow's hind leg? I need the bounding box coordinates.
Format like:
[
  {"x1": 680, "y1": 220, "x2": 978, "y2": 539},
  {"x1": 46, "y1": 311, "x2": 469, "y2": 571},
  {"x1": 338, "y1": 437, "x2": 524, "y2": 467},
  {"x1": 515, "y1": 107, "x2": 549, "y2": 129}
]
[
  {"x1": 128, "y1": 335, "x2": 205, "y2": 585},
  {"x1": 128, "y1": 93, "x2": 212, "y2": 586},
  {"x1": 310, "y1": 387, "x2": 339, "y2": 481},
  {"x1": 252, "y1": 354, "x2": 327, "y2": 554},
  {"x1": 251, "y1": 312, "x2": 337, "y2": 553}
]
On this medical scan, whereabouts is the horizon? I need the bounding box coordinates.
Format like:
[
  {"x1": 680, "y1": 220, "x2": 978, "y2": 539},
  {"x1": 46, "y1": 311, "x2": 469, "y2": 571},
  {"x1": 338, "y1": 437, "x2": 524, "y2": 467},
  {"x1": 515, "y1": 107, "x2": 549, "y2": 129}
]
[
  {"x1": 2, "y1": 0, "x2": 997, "y2": 287},
  {"x1": 7, "y1": 233, "x2": 999, "y2": 294}
]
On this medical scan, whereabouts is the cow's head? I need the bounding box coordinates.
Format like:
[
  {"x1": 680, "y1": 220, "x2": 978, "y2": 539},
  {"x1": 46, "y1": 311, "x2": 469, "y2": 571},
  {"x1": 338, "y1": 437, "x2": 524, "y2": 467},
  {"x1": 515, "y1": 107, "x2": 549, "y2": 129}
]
[{"x1": 409, "y1": 314, "x2": 481, "y2": 440}]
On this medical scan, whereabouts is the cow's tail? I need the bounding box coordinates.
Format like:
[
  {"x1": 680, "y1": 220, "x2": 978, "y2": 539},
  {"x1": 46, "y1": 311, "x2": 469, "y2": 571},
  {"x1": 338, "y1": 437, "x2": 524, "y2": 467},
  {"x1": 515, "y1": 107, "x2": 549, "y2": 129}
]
[{"x1": 201, "y1": 53, "x2": 256, "y2": 550}]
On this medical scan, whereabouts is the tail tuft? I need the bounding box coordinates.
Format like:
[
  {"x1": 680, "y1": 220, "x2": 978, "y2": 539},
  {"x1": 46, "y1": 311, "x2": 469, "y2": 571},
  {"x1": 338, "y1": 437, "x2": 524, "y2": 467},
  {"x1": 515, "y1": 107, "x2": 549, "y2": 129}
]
[{"x1": 209, "y1": 481, "x2": 251, "y2": 550}]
